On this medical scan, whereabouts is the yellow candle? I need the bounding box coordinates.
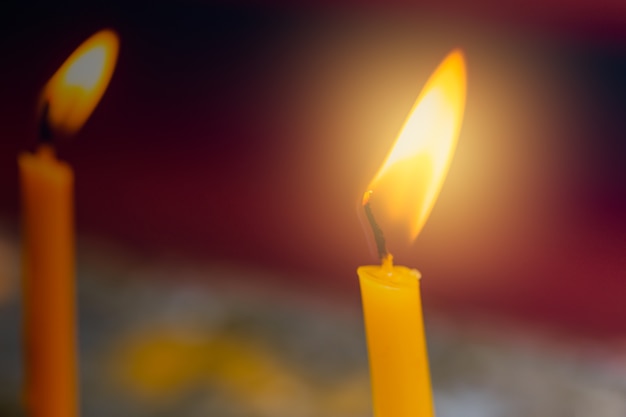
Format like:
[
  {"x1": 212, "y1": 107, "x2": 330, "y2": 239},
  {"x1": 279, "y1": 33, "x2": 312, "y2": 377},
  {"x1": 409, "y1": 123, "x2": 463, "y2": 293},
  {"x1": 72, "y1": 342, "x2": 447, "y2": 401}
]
[
  {"x1": 358, "y1": 255, "x2": 432, "y2": 417},
  {"x1": 20, "y1": 29, "x2": 119, "y2": 417},
  {"x1": 357, "y1": 50, "x2": 467, "y2": 417},
  {"x1": 19, "y1": 145, "x2": 76, "y2": 417}
]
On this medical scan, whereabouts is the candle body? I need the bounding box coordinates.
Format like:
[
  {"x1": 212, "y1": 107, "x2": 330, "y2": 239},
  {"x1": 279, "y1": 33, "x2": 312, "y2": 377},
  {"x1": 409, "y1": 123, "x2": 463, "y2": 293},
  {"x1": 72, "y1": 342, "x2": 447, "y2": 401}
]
[
  {"x1": 19, "y1": 146, "x2": 77, "y2": 417},
  {"x1": 358, "y1": 264, "x2": 434, "y2": 417}
]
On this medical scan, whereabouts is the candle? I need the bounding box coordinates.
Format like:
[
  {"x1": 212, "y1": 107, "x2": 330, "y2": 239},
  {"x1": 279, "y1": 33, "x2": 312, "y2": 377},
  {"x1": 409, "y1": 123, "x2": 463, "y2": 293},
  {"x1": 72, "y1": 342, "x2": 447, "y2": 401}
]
[
  {"x1": 357, "y1": 50, "x2": 466, "y2": 417},
  {"x1": 20, "y1": 145, "x2": 76, "y2": 417},
  {"x1": 19, "y1": 29, "x2": 119, "y2": 417}
]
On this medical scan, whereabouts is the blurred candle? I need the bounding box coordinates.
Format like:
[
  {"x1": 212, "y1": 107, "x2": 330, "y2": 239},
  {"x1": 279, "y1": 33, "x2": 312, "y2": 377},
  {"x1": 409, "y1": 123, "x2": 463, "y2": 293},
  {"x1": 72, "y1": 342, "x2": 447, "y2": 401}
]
[
  {"x1": 19, "y1": 29, "x2": 119, "y2": 417},
  {"x1": 357, "y1": 50, "x2": 466, "y2": 417}
]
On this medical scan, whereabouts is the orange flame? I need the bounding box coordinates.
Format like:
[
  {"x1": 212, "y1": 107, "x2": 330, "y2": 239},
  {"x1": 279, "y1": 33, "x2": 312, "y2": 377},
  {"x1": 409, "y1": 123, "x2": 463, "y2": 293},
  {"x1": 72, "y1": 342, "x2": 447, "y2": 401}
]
[
  {"x1": 40, "y1": 29, "x2": 119, "y2": 136},
  {"x1": 365, "y1": 49, "x2": 466, "y2": 243}
]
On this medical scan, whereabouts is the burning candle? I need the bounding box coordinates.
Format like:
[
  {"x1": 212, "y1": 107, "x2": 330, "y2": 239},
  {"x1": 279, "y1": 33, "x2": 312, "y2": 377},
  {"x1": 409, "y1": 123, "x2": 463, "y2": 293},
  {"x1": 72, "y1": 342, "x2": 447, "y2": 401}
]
[
  {"x1": 19, "y1": 29, "x2": 119, "y2": 417},
  {"x1": 357, "y1": 50, "x2": 466, "y2": 417}
]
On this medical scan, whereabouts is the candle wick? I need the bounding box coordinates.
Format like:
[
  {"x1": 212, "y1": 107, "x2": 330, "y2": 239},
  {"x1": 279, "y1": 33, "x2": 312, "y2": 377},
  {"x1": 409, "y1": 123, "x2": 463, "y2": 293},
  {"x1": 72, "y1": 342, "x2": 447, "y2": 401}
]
[
  {"x1": 38, "y1": 101, "x2": 54, "y2": 145},
  {"x1": 362, "y1": 190, "x2": 389, "y2": 262}
]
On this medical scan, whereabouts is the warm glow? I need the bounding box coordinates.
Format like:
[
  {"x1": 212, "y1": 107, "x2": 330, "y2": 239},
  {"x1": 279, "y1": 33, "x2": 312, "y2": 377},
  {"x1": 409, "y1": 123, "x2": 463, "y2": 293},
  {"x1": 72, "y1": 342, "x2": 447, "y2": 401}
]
[
  {"x1": 41, "y1": 29, "x2": 119, "y2": 135},
  {"x1": 366, "y1": 49, "x2": 466, "y2": 242}
]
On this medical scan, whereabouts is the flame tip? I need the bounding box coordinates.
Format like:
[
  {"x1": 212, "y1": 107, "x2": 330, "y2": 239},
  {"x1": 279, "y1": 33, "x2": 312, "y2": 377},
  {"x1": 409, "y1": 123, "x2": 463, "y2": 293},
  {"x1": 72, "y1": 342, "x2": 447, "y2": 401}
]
[
  {"x1": 95, "y1": 29, "x2": 120, "y2": 45},
  {"x1": 449, "y1": 47, "x2": 465, "y2": 57},
  {"x1": 439, "y1": 48, "x2": 467, "y2": 74}
]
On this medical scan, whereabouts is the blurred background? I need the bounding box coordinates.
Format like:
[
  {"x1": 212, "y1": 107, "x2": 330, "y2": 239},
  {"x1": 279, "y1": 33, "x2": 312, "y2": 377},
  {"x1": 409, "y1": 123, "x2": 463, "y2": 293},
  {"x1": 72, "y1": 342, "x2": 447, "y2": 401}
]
[{"x1": 0, "y1": 1, "x2": 625, "y2": 416}]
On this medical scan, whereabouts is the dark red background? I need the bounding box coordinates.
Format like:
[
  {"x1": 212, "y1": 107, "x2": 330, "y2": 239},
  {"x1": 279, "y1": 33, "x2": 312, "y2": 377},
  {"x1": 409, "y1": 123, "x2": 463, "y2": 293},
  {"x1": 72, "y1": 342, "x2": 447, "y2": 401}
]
[{"x1": 0, "y1": 2, "x2": 624, "y2": 338}]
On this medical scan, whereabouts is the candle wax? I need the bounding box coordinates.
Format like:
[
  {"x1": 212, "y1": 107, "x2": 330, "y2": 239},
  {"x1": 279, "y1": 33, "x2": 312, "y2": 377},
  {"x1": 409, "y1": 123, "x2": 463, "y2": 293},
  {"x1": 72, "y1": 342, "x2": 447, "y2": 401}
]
[
  {"x1": 19, "y1": 145, "x2": 77, "y2": 417},
  {"x1": 358, "y1": 256, "x2": 434, "y2": 417}
]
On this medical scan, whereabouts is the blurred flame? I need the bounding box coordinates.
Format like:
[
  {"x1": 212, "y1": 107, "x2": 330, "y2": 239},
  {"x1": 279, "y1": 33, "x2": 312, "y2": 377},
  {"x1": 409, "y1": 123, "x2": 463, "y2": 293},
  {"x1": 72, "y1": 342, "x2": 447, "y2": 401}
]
[
  {"x1": 365, "y1": 49, "x2": 466, "y2": 243},
  {"x1": 41, "y1": 29, "x2": 119, "y2": 135}
]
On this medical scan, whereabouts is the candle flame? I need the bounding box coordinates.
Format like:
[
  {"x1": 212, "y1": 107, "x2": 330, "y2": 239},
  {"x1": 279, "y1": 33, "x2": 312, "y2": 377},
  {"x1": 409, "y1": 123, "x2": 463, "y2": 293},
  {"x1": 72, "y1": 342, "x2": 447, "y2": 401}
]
[
  {"x1": 365, "y1": 49, "x2": 466, "y2": 243},
  {"x1": 41, "y1": 29, "x2": 119, "y2": 136}
]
